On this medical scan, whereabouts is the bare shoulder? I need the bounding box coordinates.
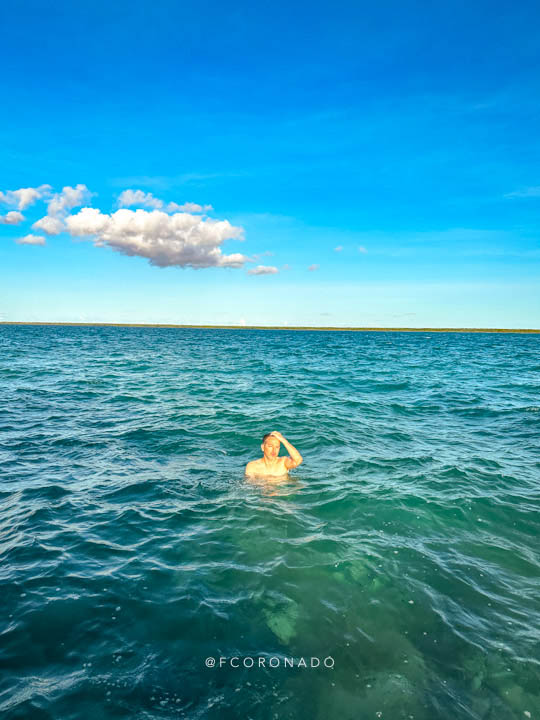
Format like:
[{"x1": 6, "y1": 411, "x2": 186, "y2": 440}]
[{"x1": 245, "y1": 459, "x2": 261, "y2": 475}]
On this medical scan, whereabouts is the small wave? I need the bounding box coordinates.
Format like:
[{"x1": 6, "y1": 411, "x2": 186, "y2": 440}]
[
  {"x1": 20, "y1": 484, "x2": 72, "y2": 502},
  {"x1": 104, "y1": 393, "x2": 155, "y2": 405}
]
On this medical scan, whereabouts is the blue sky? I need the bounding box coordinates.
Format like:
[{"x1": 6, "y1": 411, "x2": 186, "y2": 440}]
[{"x1": 1, "y1": 0, "x2": 539, "y2": 327}]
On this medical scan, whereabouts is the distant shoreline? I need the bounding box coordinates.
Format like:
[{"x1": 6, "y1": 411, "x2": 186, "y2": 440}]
[{"x1": 1, "y1": 322, "x2": 539, "y2": 333}]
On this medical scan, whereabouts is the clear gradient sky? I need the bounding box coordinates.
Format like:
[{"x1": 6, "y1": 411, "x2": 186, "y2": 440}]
[{"x1": 1, "y1": 0, "x2": 540, "y2": 327}]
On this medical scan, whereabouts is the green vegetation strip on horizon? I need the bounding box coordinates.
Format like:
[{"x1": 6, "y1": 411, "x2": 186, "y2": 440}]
[{"x1": 2, "y1": 323, "x2": 539, "y2": 333}]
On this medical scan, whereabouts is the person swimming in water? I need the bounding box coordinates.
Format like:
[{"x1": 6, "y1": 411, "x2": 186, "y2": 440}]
[{"x1": 245, "y1": 431, "x2": 303, "y2": 478}]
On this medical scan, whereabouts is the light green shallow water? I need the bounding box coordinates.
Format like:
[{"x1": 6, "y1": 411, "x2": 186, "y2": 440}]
[{"x1": 1, "y1": 326, "x2": 539, "y2": 719}]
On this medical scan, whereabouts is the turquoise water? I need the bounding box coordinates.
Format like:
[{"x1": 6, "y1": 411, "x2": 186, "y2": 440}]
[{"x1": 1, "y1": 326, "x2": 539, "y2": 720}]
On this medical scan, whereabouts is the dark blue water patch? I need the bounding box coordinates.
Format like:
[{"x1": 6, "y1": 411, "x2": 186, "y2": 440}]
[{"x1": 19, "y1": 485, "x2": 72, "y2": 502}]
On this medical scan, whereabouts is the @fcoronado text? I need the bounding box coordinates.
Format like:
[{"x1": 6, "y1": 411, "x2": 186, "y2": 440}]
[{"x1": 205, "y1": 656, "x2": 334, "y2": 668}]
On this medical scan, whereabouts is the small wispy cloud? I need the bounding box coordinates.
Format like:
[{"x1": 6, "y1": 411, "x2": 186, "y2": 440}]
[
  {"x1": 334, "y1": 245, "x2": 343, "y2": 252},
  {"x1": 281, "y1": 263, "x2": 290, "y2": 270},
  {"x1": 505, "y1": 186, "x2": 540, "y2": 199},
  {"x1": 247, "y1": 265, "x2": 279, "y2": 275},
  {"x1": 308, "y1": 264, "x2": 319, "y2": 271},
  {"x1": 16, "y1": 234, "x2": 46, "y2": 245},
  {"x1": 118, "y1": 190, "x2": 213, "y2": 214},
  {"x1": 0, "y1": 211, "x2": 24, "y2": 225},
  {"x1": 110, "y1": 171, "x2": 245, "y2": 190},
  {"x1": 118, "y1": 189, "x2": 164, "y2": 209},
  {"x1": 0, "y1": 185, "x2": 51, "y2": 210},
  {"x1": 358, "y1": 246, "x2": 368, "y2": 254},
  {"x1": 252, "y1": 250, "x2": 274, "y2": 260},
  {"x1": 168, "y1": 201, "x2": 213, "y2": 213}
]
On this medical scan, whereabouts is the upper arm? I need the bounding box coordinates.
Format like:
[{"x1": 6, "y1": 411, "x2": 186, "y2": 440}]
[{"x1": 284, "y1": 456, "x2": 301, "y2": 470}]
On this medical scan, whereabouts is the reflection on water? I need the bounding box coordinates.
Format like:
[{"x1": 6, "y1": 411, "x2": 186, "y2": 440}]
[{"x1": 245, "y1": 473, "x2": 306, "y2": 497}]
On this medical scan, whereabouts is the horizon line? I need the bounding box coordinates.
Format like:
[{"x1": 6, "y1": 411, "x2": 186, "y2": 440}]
[{"x1": 1, "y1": 322, "x2": 539, "y2": 333}]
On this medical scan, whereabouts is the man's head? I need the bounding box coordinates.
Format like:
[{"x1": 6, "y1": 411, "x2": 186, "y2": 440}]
[{"x1": 261, "y1": 432, "x2": 280, "y2": 458}]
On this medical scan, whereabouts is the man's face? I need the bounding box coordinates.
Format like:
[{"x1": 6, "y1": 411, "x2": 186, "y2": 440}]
[{"x1": 262, "y1": 436, "x2": 280, "y2": 458}]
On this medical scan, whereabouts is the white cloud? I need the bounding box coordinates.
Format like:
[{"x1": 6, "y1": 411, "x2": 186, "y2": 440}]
[
  {"x1": 65, "y1": 208, "x2": 247, "y2": 269},
  {"x1": 505, "y1": 186, "x2": 540, "y2": 198},
  {"x1": 31, "y1": 184, "x2": 92, "y2": 236},
  {"x1": 247, "y1": 265, "x2": 279, "y2": 275},
  {"x1": 0, "y1": 184, "x2": 51, "y2": 210},
  {"x1": 0, "y1": 211, "x2": 24, "y2": 225},
  {"x1": 47, "y1": 184, "x2": 92, "y2": 216},
  {"x1": 16, "y1": 234, "x2": 46, "y2": 245},
  {"x1": 308, "y1": 264, "x2": 319, "y2": 271},
  {"x1": 118, "y1": 189, "x2": 164, "y2": 209},
  {"x1": 32, "y1": 215, "x2": 65, "y2": 235},
  {"x1": 358, "y1": 246, "x2": 368, "y2": 254},
  {"x1": 5, "y1": 182, "x2": 257, "y2": 272},
  {"x1": 334, "y1": 245, "x2": 343, "y2": 252},
  {"x1": 281, "y1": 263, "x2": 290, "y2": 270},
  {"x1": 167, "y1": 201, "x2": 213, "y2": 213},
  {"x1": 118, "y1": 192, "x2": 213, "y2": 214}
]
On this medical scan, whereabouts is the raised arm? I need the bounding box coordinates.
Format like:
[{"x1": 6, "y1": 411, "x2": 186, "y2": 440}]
[{"x1": 271, "y1": 431, "x2": 303, "y2": 469}]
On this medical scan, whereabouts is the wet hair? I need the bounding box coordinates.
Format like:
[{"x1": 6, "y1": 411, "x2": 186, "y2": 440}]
[{"x1": 262, "y1": 433, "x2": 276, "y2": 443}]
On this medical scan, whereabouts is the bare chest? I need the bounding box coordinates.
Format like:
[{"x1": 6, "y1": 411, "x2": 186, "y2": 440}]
[{"x1": 254, "y1": 457, "x2": 288, "y2": 477}]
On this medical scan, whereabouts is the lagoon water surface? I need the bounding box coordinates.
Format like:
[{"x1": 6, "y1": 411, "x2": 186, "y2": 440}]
[{"x1": 1, "y1": 326, "x2": 539, "y2": 719}]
